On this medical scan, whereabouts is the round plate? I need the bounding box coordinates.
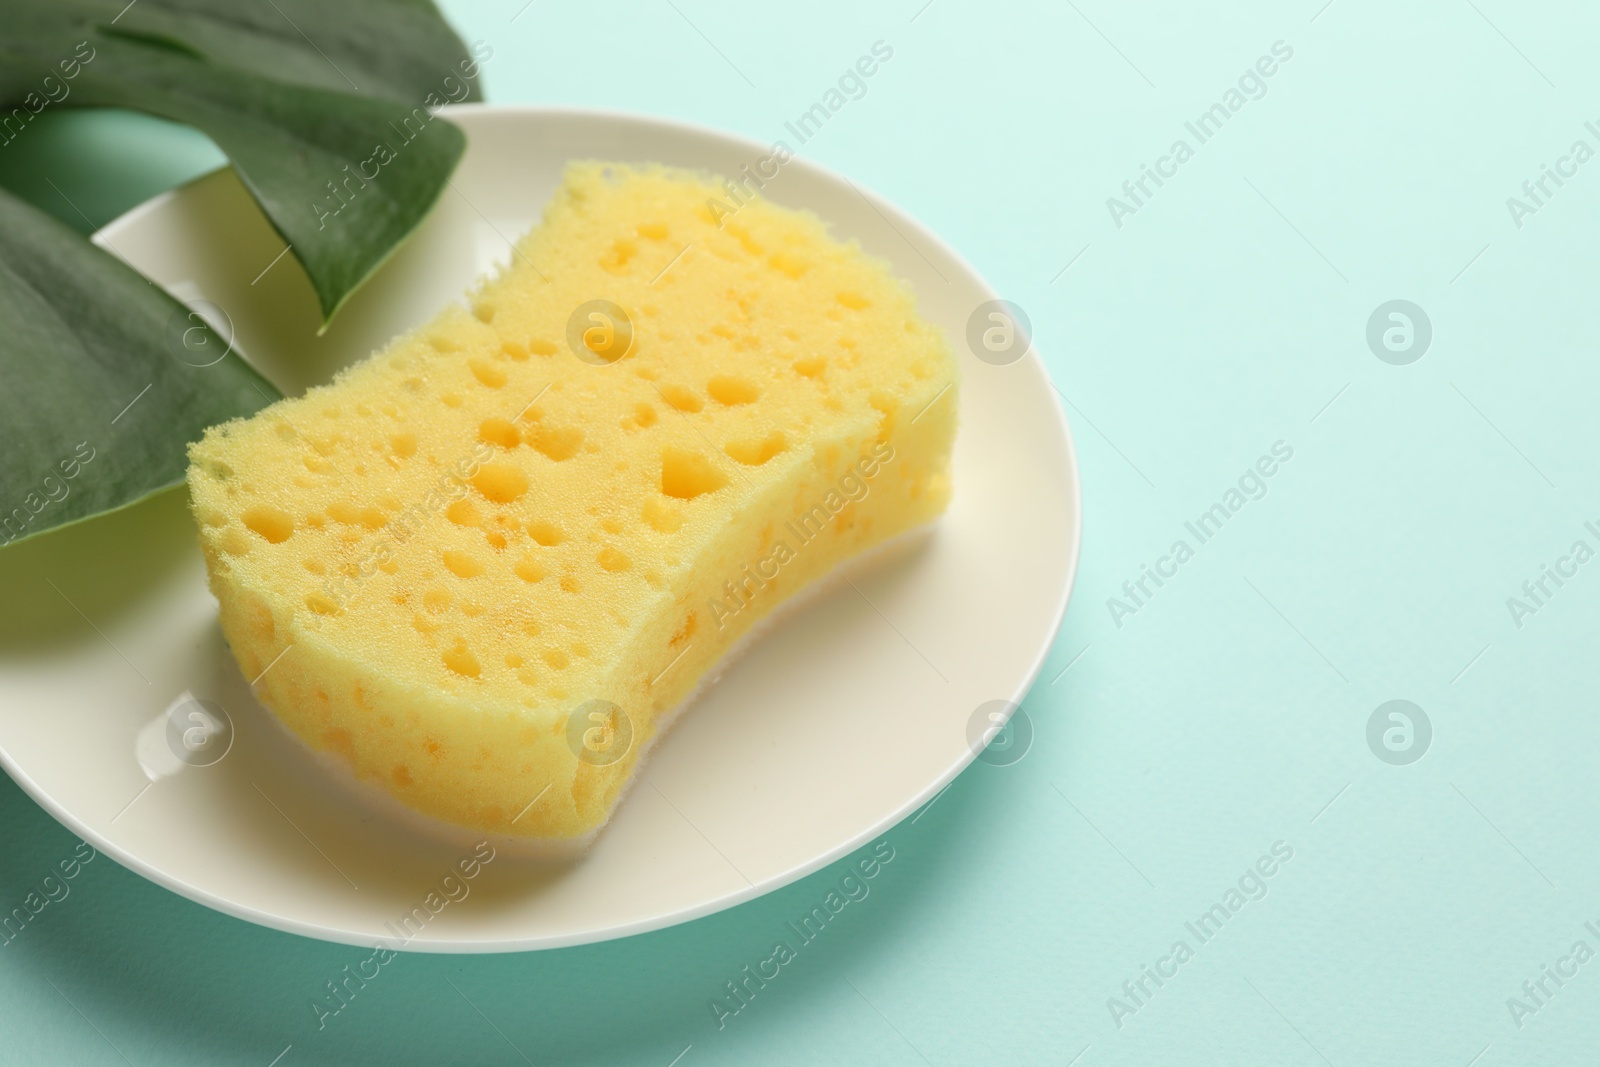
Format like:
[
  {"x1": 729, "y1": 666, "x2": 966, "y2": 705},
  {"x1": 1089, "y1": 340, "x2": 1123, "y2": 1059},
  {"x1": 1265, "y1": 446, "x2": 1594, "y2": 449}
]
[{"x1": 0, "y1": 105, "x2": 1079, "y2": 950}]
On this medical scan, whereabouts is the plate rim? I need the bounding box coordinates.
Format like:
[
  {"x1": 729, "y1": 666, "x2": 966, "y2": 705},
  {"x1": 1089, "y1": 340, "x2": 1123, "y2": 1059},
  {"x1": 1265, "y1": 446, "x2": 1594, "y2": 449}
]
[{"x1": 4, "y1": 101, "x2": 1083, "y2": 952}]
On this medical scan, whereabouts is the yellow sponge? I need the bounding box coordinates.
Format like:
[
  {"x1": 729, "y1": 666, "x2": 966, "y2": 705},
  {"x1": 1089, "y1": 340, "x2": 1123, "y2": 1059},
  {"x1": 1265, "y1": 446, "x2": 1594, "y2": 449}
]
[{"x1": 187, "y1": 162, "x2": 957, "y2": 842}]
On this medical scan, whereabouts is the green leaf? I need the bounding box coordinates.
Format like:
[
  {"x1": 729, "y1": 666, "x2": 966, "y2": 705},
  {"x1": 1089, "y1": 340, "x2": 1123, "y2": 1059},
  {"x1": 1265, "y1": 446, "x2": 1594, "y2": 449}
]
[
  {"x1": 0, "y1": 184, "x2": 279, "y2": 547},
  {"x1": 0, "y1": 0, "x2": 482, "y2": 548},
  {"x1": 98, "y1": 0, "x2": 486, "y2": 105},
  {"x1": 0, "y1": 0, "x2": 485, "y2": 324}
]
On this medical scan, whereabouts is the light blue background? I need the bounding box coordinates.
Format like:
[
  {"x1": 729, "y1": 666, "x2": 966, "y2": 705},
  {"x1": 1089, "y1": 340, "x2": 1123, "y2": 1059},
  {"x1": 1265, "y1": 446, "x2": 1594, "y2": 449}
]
[{"x1": 3, "y1": 0, "x2": 1598, "y2": 1063}]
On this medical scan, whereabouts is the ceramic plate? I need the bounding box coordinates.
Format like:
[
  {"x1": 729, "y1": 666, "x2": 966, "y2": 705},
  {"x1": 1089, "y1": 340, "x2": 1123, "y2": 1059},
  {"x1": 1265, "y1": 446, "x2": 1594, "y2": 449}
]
[{"x1": 0, "y1": 105, "x2": 1079, "y2": 950}]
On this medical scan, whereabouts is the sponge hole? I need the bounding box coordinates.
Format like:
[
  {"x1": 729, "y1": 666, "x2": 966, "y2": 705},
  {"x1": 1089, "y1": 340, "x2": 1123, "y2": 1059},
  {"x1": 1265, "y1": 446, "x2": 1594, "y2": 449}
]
[
  {"x1": 527, "y1": 425, "x2": 583, "y2": 462},
  {"x1": 725, "y1": 432, "x2": 788, "y2": 466},
  {"x1": 305, "y1": 591, "x2": 339, "y2": 615},
  {"x1": 768, "y1": 250, "x2": 809, "y2": 279},
  {"x1": 869, "y1": 392, "x2": 898, "y2": 441},
  {"x1": 472, "y1": 461, "x2": 529, "y2": 503},
  {"x1": 442, "y1": 550, "x2": 485, "y2": 578},
  {"x1": 242, "y1": 505, "x2": 294, "y2": 544},
  {"x1": 469, "y1": 358, "x2": 507, "y2": 388},
  {"x1": 707, "y1": 376, "x2": 759, "y2": 405},
  {"x1": 479, "y1": 418, "x2": 520, "y2": 448},
  {"x1": 443, "y1": 640, "x2": 480, "y2": 678},
  {"x1": 793, "y1": 356, "x2": 826, "y2": 379},
  {"x1": 325, "y1": 502, "x2": 384, "y2": 529},
  {"x1": 599, "y1": 238, "x2": 638, "y2": 273},
  {"x1": 642, "y1": 498, "x2": 683, "y2": 533},
  {"x1": 725, "y1": 223, "x2": 763, "y2": 257},
  {"x1": 660, "y1": 447, "x2": 729, "y2": 500},
  {"x1": 528, "y1": 520, "x2": 564, "y2": 546},
  {"x1": 659, "y1": 385, "x2": 702, "y2": 413}
]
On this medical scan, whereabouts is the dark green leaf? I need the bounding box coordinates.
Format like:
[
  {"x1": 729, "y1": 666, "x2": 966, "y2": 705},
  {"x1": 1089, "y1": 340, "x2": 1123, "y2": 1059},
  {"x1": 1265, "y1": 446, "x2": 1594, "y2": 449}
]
[
  {"x1": 108, "y1": 0, "x2": 484, "y2": 105},
  {"x1": 0, "y1": 0, "x2": 485, "y2": 323},
  {"x1": 0, "y1": 185, "x2": 279, "y2": 547}
]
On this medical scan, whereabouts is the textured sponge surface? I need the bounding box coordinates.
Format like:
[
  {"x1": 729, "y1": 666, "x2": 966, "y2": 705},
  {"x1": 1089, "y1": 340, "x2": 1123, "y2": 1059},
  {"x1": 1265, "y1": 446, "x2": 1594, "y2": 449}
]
[{"x1": 188, "y1": 162, "x2": 958, "y2": 840}]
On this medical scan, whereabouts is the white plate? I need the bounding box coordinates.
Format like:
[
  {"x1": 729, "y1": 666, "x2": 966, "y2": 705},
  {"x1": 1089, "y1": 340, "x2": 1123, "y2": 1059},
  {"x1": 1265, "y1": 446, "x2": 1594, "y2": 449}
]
[{"x1": 0, "y1": 105, "x2": 1079, "y2": 951}]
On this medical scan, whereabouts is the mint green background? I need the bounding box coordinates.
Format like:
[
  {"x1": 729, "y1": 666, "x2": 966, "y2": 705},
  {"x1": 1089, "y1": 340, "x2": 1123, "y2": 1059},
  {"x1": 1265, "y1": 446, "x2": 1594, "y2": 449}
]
[{"x1": 3, "y1": 1, "x2": 1597, "y2": 1063}]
